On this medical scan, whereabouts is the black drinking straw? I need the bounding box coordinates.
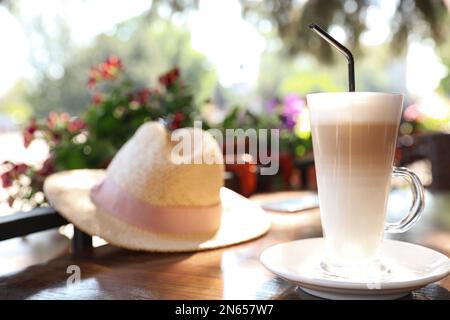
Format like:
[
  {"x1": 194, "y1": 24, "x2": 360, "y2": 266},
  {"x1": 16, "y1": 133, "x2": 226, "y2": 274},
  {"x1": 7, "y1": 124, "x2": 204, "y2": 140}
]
[{"x1": 309, "y1": 23, "x2": 355, "y2": 92}]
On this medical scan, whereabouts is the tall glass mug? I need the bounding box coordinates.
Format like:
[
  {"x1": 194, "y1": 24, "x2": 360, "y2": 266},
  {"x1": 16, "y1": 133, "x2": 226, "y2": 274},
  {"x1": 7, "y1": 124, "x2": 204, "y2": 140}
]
[{"x1": 306, "y1": 92, "x2": 425, "y2": 278}]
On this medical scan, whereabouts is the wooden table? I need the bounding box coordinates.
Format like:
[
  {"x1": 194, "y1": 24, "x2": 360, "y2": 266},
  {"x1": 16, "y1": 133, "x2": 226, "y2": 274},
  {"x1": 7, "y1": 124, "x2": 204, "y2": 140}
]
[{"x1": 0, "y1": 191, "x2": 449, "y2": 300}]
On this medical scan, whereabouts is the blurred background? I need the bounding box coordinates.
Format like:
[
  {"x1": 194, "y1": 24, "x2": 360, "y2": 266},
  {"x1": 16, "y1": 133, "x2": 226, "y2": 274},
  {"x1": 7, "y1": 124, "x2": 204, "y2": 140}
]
[{"x1": 1, "y1": 0, "x2": 450, "y2": 214}]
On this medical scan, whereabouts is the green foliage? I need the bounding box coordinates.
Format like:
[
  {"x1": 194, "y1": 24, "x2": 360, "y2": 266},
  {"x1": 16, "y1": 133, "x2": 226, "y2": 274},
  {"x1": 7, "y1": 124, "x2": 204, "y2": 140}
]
[
  {"x1": 402, "y1": 95, "x2": 450, "y2": 134},
  {"x1": 241, "y1": 0, "x2": 449, "y2": 62},
  {"x1": 0, "y1": 81, "x2": 33, "y2": 123},
  {"x1": 1, "y1": 58, "x2": 199, "y2": 208},
  {"x1": 219, "y1": 94, "x2": 312, "y2": 159},
  {"x1": 279, "y1": 71, "x2": 341, "y2": 95},
  {"x1": 438, "y1": 40, "x2": 450, "y2": 95},
  {"x1": 26, "y1": 15, "x2": 217, "y2": 118}
]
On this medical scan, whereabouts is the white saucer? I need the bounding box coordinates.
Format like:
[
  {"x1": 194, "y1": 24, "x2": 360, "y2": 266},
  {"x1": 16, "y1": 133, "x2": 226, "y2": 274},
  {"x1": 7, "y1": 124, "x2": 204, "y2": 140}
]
[{"x1": 260, "y1": 238, "x2": 450, "y2": 300}]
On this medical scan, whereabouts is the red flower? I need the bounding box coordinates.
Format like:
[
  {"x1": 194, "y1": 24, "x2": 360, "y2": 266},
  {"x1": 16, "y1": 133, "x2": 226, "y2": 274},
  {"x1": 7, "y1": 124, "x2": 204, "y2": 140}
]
[
  {"x1": 159, "y1": 67, "x2": 180, "y2": 87},
  {"x1": 23, "y1": 132, "x2": 34, "y2": 148},
  {"x1": 26, "y1": 119, "x2": 37, "y2": 134},
  {"x1": 47, "y1": 112, "x2": 70, "y2": 129},
  {"x1": 99, "y1": 64, "x2": 113, "y2": 79},
  {"x1": 87, "y1": 55, "x2": 124, "y2": 89},
  {"x1": 0, "y1": 162, "x2": 29, "y2": 188},
  {"x1": 47, "y1": 112, "x2": 58, "y2": 128},
  {"x1": 14, "y1": 164, "x2": 28, "y2": 174},
  {"x1": 60, "y1": 112, "x2": 70, "y2": 123},
  {"x1": 23, "y1": 119, "x2": 38, "y2": 147},
  {"x1": 137, "y1": 88, "x2": 151, "y2": 104},
  {"x1": 169, "y1": 112, "x2": 185, "y2": 130},
  {"x1": 106, "y1": 55, "x2": 122, "y2": 69},
  {"x1": 49, "y1": 132, "x2": 61, "y2": 144},
  {"x1": 37, "y1": 157, "x2": 55, "y2": 177},
  {"x1": 1, "y1": 172, "x2": 12, "y2": 188},
  {"x1": 91, "y1": 92, "x2": 104, "y2": 105},
  {"x1": 67, "y1": 118, "x2": 86, "y2": 133},
  {"x1": 87, "y1": 67, "x2": 101, "y2": 89}
]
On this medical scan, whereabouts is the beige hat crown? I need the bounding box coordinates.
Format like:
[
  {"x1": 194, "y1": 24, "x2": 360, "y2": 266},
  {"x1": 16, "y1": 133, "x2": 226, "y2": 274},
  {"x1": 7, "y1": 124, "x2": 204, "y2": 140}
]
[{"x1": 106, "y1": 122, "x2": 224, "y2": 207}]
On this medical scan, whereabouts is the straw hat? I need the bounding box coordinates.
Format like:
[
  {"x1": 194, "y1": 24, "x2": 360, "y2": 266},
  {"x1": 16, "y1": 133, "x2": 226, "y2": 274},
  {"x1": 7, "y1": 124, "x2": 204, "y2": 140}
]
[{"x1": 44, "y1": 121, "x2": 270, "y2": 252}]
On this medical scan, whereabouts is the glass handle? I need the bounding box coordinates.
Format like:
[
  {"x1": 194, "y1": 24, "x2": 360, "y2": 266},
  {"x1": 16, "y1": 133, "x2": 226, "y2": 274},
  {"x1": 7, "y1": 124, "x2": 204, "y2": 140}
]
[{"x1": 385, "y1": 167, "x2": 425, "y2": 234}]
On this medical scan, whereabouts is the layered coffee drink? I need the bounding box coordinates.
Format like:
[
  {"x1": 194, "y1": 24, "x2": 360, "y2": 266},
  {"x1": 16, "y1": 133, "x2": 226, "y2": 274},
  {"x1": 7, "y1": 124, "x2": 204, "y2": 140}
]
[{"x1": 307, "y1": 92, "x2": 403, "y2": 267}]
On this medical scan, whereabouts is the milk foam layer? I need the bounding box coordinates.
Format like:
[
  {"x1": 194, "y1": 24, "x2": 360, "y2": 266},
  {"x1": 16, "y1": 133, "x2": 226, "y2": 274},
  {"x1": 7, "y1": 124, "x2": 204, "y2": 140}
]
[{"x1": 307, "y1": 92, "x2": 403, "y2": 125}]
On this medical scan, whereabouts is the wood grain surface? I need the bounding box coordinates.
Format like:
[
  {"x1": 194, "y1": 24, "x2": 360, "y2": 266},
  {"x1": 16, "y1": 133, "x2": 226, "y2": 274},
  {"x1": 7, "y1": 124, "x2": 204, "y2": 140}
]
[{"x1": 0, "y1": 191, "x2": 449, "y2": 300}]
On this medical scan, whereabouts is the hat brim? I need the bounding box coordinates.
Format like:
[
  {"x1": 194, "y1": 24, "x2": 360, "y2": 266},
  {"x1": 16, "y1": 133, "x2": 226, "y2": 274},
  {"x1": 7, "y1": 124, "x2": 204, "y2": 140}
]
[{"x1": 44, "y1": 169, "x2": 270, "y2": 252}]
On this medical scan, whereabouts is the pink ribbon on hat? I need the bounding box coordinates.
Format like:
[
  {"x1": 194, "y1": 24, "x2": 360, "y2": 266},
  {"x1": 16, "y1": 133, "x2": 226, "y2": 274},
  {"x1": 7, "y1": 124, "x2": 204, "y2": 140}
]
[{"x1": 90, "y1": 178, "x2": 222, "y2": 234}]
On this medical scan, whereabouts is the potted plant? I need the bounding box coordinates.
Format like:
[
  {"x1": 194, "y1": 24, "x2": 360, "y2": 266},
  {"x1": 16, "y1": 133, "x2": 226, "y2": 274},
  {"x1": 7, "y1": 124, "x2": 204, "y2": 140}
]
[
  {"x1": 219, "y1": 93, "x2": 313, "y2": 194},
  {"x1": 1, "y1": 56, "x2": 198, "y2": 209}
]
